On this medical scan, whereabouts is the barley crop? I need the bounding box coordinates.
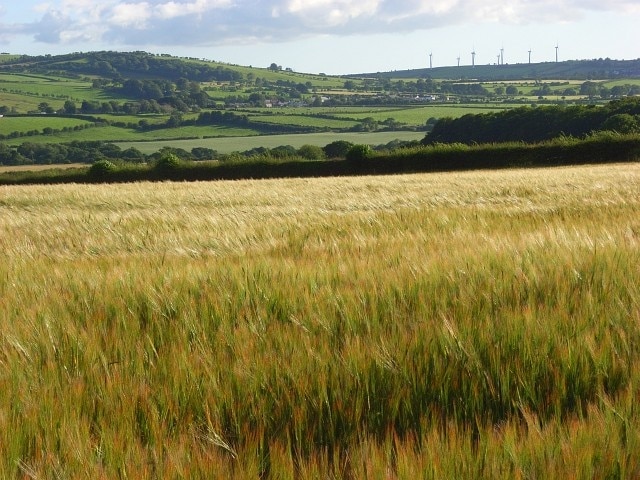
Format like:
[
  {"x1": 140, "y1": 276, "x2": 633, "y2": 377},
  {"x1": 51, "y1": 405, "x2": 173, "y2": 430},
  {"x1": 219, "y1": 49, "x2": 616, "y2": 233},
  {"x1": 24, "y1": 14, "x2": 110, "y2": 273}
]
[{"x1": 1, "y1": 164, "x2": 639, "y2": 478}]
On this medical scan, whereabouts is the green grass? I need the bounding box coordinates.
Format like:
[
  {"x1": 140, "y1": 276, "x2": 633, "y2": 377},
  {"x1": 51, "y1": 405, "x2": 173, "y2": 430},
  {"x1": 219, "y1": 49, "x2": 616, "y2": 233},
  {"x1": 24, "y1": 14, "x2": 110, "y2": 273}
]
[
  {"x1": 327, "y1": 104, "x2": 515, "y2": 124},
  {"x1": 197, "y1": 62, "x2": 350, "y2": 88},
  {"x1": 116, "y1": 131, "x2": 426, "y2": 154},
  {"x1": 247, "y1": 113, "x2": 359, "y2": 129},
  {"x1": 0, "y1": 54, "x2": 21, "y2": 64},
  {"x1": 2, "y1": 125, "x2": 262, "y2": 145},
  {"x1": 0, "y1": 73, "x2": 122, "y2": 103},
  {"x1": 0, "y1": 163, "x2": 639, "y2": 477},
  {"x1": 93, "y1": 113, "x2": 170, "y2": 125},
  {"x1": 601, "y1": 79, "x2": 640, "y2": 88},
  {"x1": 0, "y1": 116, "x2": 94, "y2": 135}
]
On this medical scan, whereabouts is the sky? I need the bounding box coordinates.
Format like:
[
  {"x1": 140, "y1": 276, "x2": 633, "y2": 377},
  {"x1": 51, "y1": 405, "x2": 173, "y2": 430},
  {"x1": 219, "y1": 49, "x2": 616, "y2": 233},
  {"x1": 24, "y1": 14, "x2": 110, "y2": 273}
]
[{"x1": 0, "y1": 0, "x2": 639, "y2": 75}]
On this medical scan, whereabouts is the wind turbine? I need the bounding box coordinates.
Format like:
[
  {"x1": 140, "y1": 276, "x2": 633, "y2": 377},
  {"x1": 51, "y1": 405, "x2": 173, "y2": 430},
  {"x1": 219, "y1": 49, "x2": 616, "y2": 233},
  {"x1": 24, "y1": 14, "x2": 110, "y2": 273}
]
[
  {"x1": 497, "y1": 54, "x2": 501, "y2": 65},
  {"x1": 471, "y1": 48, "x2": 476, "y2": 67},
  {"x1": 528, "y1": 48, "x2": 532, "y2": 64},
  {"x1": 555, "y1": 43, "x2": 559, "y2": 63},
  {"x1": 429, "y1": 52, "x2": 433, "y2": 69},
  {"x1": 500, "y1": 46, "x2": 504, "y2": 65},
  {"x1": 457, "y1": 55, "x2": 460, "y2": 67}
]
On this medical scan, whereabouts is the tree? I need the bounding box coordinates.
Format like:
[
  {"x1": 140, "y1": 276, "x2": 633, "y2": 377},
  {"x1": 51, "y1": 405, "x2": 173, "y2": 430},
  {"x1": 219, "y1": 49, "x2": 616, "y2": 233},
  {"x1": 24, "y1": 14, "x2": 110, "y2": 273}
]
[
  {"x1": 176, "y1": 77, "x2": 189, "y2": 91},
  {"x1": 191, "y1": 147, "x2": 217, "y2": 160},
  {"x1": 346, "y1": 144, "x2": 373, "y2": 167},
  {"x1": 154, "y1": 152, "x2": 182, "y2": 175},
  {"x1": 580, "y1": 81, "x2": 599, "y2": 99},
  {"x1": 601, "y1": 114, "x2": 640, "y2": 134},
  {"x1": 63, "y1": 100, "x2": 77, "y2": 114},
  {"x1": 38, "y1": 102, "x2": 54, "y2": 113},
  {"x1": 322, "y1": 141, "x2": 353, "y2": 159},
  {"x1": 269, "y1": 145, "x2": 296, "y2": 158},
  {"x1": 297, "y1": 144, "x2": 326, "y2": 160},
  {"x1": 505, "y1": 85, "x2": 519, "y2": 95},
  {"x1": 343, "y1": 80, "x2": 357, "y2": 91},
  {"x1": 166, "y1": 112, "x2": 183, "y2": 128},
  {"x1": 88, "y1": 160, "x2": 117, "y2": 179},
  {"x1": 610, "y1": 85, "x2": 628, "y2": 98}
]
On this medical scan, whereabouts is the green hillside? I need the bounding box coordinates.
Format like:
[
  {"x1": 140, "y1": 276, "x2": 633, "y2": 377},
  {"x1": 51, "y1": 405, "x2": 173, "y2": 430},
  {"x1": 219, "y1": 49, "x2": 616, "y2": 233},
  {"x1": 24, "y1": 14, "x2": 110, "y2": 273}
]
[
  {"x1": 1, "y1": 51, "x2": 639, "y2": 164},
  {"x1": 360, "y1": 58, "x2": 640, "y2": 81}
]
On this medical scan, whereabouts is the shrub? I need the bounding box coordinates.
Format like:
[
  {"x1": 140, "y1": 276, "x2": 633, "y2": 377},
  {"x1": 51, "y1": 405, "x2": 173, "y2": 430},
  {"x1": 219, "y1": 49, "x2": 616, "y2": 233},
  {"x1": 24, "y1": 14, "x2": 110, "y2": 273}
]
[
  {"x1": 88, "y1": 159, "x2": 117, "y2": 179},
  {"x1": 297, "y1": 144, "x2": 326, "y2": 160},
  {"x1": 323, "y1": 140, "x2": 354, "y2": 159},
  {"x1": 346, "y1": 144, "x2": 374, "y2": 167},
  {"x1": 154, "y1": 153, "x2": 182, "y2": 174}
]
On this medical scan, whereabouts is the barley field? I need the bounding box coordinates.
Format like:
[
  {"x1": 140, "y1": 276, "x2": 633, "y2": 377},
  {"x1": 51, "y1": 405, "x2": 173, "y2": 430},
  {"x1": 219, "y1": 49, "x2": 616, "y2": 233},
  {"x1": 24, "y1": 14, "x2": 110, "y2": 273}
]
[{"x1": 1, "y1": 164, "x2": 639, "y2": 478}]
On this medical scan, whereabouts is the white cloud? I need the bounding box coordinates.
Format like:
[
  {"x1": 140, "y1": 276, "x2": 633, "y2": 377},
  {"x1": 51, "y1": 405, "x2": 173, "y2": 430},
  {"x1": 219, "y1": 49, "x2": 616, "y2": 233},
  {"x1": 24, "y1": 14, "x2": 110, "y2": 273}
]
[
  {"x1": 156, "y1": 0, "x2": 233, "y2": 20},
  {"x1": 110, "y1": 2, "x2": 152, "y2": 28},
  {"x1": 8, "y1": 0, "x2": 640, "y2": 48}
]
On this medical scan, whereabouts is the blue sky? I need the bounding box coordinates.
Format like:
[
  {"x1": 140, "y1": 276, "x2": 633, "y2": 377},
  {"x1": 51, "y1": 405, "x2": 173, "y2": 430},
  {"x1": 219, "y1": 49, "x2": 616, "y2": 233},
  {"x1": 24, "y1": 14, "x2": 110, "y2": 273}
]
[{"x1": 1, "y1": 0, "x2": 638, "y2": 75}]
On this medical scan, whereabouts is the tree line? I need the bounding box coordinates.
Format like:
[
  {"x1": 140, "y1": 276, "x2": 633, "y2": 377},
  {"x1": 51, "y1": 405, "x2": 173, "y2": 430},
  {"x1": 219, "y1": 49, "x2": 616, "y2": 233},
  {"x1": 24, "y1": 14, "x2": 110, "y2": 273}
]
[
  {"x1": 3, "y1": 51, "x2": 243, "y2": 83},
  {"x1": 424, "y1": 97, "x2": 640, "y2": 144}
]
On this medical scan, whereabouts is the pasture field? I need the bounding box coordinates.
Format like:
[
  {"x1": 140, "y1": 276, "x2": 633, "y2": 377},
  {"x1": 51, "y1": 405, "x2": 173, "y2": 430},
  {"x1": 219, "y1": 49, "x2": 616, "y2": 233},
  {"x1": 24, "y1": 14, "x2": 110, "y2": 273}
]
[
  {"x1": 0, "y1": 55, "x2": 21, "y2": 63},
  {"x1": 247, "y1": 113, "x2": 359, "y2": 129},
  {"x1": 117, "y1": 130, "x2": 426, "y2": 154},
  {"x1": 2, "y1": 125, "x2": 262, "y2": 145},
  {"x1": 1, "y1": 163, "x2": 639, "y2": 478},
  {"x1": 0, "y1": 73, "x2": 123, "y2": 106},
  {"x1": 0, "y1": 116, "x2": 94, "y2": 135},
  {"x1": 326, "y1": 104, "x2": 514, "y2": 124},
  {"x1": 601, "y1": 79, "x2": 640, "y2": 88},
  {"x1": 95, "y1": 113, "x2": 171, "y2": 126}
]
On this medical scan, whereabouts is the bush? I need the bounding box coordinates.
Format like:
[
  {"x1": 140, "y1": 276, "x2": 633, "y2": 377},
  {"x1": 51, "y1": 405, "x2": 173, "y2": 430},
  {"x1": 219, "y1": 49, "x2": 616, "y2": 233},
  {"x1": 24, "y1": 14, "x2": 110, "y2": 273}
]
[
  {"x1": 297, "y1": 144, "x2": 326, "y2": 160},
  {"x1": 88, "y1": 159, "x2": 117, "y2": 179},
  {"x1": 346, "y1": 144, "x2": 374, "y2": 167},
  {"x1": 323, "y1": 140, "x2": 354, "y2": 159},
  {"x1": 154, "y1": 153, "x2": 182, "y2": 174}
]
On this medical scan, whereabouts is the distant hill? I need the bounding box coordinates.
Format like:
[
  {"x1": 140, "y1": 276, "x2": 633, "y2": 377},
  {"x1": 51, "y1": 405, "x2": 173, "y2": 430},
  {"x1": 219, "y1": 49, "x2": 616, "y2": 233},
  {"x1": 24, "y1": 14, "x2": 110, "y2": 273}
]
[
  {"x1": 354, "y1": 58, "x2": 640, "y2": 81},
  {"x1": 0, "y1": 51, "x2": 245, "y2": 82},
  {"x1": 3, "y1": 51, "x2": 640, "y2": 83}
]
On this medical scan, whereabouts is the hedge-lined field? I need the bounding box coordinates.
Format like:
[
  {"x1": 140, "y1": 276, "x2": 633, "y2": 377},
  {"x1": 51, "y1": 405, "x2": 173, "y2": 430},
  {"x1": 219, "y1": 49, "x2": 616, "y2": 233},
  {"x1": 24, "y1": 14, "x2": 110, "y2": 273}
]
[
  {"x1": 1, "y1": 164, "x2": 639, "y2": 478},
  {"x1": 0, "y1": 116, "x2": 94, "y2": 135}
]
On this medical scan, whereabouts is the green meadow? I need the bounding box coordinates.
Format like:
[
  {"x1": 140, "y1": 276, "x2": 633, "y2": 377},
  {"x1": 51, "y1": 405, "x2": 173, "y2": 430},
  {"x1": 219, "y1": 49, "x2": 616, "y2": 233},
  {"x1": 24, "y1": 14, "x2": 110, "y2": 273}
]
[
  {"x1": 116, "y1": 131, "x2": 426, "y2": 154},
  {"x1": 0, "y1": 73, "x2": 123, "y2": 108},
  {"x1": 0, "y1": 116, "x2": 94, "y2": 135}
]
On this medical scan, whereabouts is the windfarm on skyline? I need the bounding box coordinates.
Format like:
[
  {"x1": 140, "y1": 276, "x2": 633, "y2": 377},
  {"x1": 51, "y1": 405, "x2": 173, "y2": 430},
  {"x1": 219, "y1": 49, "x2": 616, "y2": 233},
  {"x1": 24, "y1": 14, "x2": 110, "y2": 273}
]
[{"x1": 428, "y1": 44, "x2": 567, "y2": 68}]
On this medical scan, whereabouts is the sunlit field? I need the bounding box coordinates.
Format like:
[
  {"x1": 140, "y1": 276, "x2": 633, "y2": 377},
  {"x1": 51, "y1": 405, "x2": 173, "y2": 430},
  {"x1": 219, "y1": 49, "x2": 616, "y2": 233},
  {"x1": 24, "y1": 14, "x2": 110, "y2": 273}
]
[{"x1": 1, "y1": 163, "x2": 639, "y2": 478}]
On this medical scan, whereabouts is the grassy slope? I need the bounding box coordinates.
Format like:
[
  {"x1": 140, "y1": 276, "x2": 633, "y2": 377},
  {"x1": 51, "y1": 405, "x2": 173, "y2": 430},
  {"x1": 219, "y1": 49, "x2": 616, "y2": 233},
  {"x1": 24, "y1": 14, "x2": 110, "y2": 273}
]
[
  {"x1": 366, "y1": 59, "x2": 640, "y2": 80},
  {"x1": 1, "y1": 164, "x2": 639, "y2": 477},
  {"x1": 0, "y1": 72, "x2": 124, "y2": 110}
]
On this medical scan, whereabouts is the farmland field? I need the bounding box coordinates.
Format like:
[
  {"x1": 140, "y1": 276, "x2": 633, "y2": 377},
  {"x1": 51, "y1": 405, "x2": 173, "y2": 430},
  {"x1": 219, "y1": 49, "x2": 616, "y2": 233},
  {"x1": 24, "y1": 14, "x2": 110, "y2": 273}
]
[
  {"x1": 0, "y1": 163, "x2": 87, "y2": 173},
  {"x1": 2, "y1": 125, "x2": 262, "y2": 145},
  {"x1": 247, "y1": 113, "x2": 359, "y2": 129},
  {"x1": 1, "y1": 163, "x2": 639, "y2": 478},
  {"x1": 117, "y1": 130, "x2": 426, "y2": 154},
  {"x1": 0, "y1": 73, "x2": 123, "y2": 107},
  {"x1": 0, "y1": 116, "x2": 94, "y2": 135},
  {"x1": 326, "y1": 104, "x2": 514, "y2": 124}
]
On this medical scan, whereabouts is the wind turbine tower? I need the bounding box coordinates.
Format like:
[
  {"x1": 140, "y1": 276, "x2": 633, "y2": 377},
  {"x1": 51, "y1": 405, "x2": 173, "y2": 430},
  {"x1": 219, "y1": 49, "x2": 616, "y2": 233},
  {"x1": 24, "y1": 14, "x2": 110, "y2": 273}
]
[
  {"x1": 471, "y1": 48, "x2": 476, "y2": 68},
  {"x1": 500, "y1": 46, "x2": 504, "y2": 65},
  {"x1": 528, "y1": 48, "x2": 532, "y2": 64},
  {"x1": 457, "y1": 55, "x2": 460, "y2": 67},
  {"x1": 555, "y1": 43, "x2": 559, "y2": 63},
  {"x1": 429, "y1": 52, "x2": 433, "y2": 69}
]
